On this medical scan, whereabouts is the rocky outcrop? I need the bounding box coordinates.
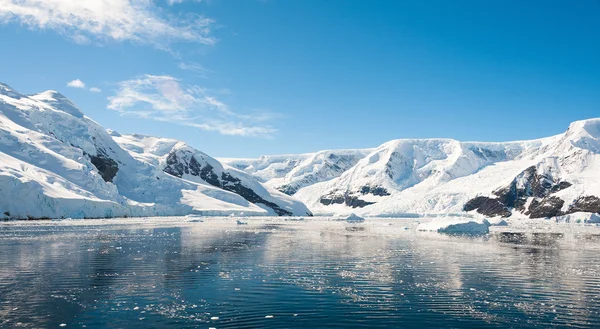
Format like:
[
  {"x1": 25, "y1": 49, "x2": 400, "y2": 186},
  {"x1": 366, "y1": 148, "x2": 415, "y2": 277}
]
[
  {"x1": 318, "y1": 183, "x2": 389, "y2": 208},
  {"x1": 566, "y1": 196, "x2": 600, "y2": 214},
  {"x1": 463, "y1": 196, "x2": 512, "y2": 217},
  {"x1": 464, "y1": 166, "x2": 573, "y2": 218},
  {"x1": 87, "y1": 150, "x2": 119, "y2": 182},
  {"x1": 319, "y1": 193, "x2": 375, "y2": 208},
  {"x1": 164, "y1": 150, "x2": 294, "y2": 216},
  {"x1": 527, "y1": 196, "x2": 564, "y2": 219},
  {"x1": 359, "y1": 185, "x2": 390, "y2": 196}
]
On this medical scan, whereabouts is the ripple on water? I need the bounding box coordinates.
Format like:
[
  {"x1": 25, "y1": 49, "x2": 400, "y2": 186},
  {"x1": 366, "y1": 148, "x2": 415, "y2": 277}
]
[{"x1": 0, "y1": 219, "x2": 600, "y2": 328}]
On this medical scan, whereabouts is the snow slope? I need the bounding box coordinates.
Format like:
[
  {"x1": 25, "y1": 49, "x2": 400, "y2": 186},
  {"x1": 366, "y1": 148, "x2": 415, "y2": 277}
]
[
  {"x1": 0, "y1": 82, "x2": 310, "y2": 219},
  {"x1": 230, "y1": 119, "x2": 600, "y2": 219},
  {"x1": 222, "y1": 149, "x2": 372, "y2": 195}
]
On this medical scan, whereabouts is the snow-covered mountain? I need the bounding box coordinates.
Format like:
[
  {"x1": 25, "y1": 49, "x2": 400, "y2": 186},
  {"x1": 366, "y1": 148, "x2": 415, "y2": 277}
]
[
  {"x1": 0, "y1": 82, "x2": 310, "y2": 219},
  {"x1": 221, "y1": 149, "x2": 372, "y2": 195},
  {"x1": 229, "y1": 120, "x2": 600, "y2": 219},
  {"x1": 2, "y1": 81, "x2": 598, "y2": 220}
]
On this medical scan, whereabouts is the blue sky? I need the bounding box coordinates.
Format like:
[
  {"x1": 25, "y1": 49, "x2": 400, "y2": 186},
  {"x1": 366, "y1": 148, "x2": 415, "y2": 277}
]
[{"x1": 0, "y1": 0, "x2": 598, "y2": 157}]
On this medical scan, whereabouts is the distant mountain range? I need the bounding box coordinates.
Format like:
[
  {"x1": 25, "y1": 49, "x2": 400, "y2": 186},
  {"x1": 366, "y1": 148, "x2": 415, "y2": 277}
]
[
  {"x1": 223, "y1": 120, "x2": 600, "y2": 219},
  {"x1": 1, "y1": 81, "x2": 598, "y2": 220}
]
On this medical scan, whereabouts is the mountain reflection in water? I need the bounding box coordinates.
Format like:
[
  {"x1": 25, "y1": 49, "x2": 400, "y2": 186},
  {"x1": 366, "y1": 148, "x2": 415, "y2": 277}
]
[{"x1": 1, "y1": 218, "x2": 599, "y2": 328}]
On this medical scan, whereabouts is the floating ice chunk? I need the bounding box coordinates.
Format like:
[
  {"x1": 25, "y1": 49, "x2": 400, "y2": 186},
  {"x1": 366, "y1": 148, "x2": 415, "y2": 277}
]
[
  {"x1": 487, "y1": 218, "x2": 508, "y2": 226},
  {"x1": 59, "y1": 324, "x2": 67, "y2": 327},
  {"x1": 265, "y1": 315, "x2": 274, "y2": 318},
  {"x1": 588, "y1": 214, "x2": 600, "y2": 223},
  {"x1": 345, "y1": 213, "x2": 365, "y2": 223},
  {"x1": 417, "y1": 218, "x2": 490, "y2": 235},
  {"x1": 210, "y1": 316, "x2": 219, "y2": 320}
]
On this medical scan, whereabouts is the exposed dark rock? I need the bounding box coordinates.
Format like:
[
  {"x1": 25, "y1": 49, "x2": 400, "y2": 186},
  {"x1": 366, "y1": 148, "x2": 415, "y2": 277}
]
[
  {"x1": 551, "y1": 181, "x2": 572, "y2": 193},
  {"x1": 464, "y1": 166, "x2": 574, "y2": 219},
  {"x1": 345, "y1": 196, "x2": 375, "y2": 208},
  {"x1": 319, "y1": 193, "x2": 375, "y2": 208},
  {"x1": 492, "y1": 166, "x2": 570, "y2": 210},
  {"x1": 319, "y1": 194, "x2": 344, "y2": 206},
  {"x1": 359, "y1": 185, "x2": 391, "y2": 196},
  {"x1": 566, "y1": 196, "x2": 600, "y2": 214},
  {"x1": 277, "y1": 185, "x2": 298, "y2": 196},
  {"x1": 463, "y1": 196, "x2": 512, "y2": 217},
  {"x1": 88, "y1": 151, "x2": 119, "y2": 182},
  {"x1": 164, "y1": 150, "x2": 293, "y2": 216},
  {"x1": 527, "y1": 196, "x2": 564, "y2": 219}
]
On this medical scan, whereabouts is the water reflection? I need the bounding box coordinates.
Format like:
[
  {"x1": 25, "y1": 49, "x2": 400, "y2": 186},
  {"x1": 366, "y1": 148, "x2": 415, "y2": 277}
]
[{"x1": 0, "y1": 219, "x2": 599, "y2": 328}]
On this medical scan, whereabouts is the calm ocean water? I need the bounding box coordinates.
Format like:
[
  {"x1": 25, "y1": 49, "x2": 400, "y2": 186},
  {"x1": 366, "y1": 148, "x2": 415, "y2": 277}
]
[{"x1": 1, "y1": 218, "x2": 600, "y2": 328}]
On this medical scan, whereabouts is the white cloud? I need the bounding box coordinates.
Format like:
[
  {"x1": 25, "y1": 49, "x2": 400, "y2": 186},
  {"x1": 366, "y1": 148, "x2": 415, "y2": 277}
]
[
  {"x1": 0, "y1": 0, "x2": 215, "y2": 48},
  {"x1": 167, "y1": 0, "x2": 202, "y2": 5},
  {"x1": 66, "y1": 79, "x2": 86, "y2": 89},
  {"x1": 89, "y1": 87, "x2": 102, "y2": 93},
  {"x1": 108, "y1": 75, "x2": 277, "y2": 137},
  {"x1": 178, "y1": 61, "x2": 210, "y2": 77}
]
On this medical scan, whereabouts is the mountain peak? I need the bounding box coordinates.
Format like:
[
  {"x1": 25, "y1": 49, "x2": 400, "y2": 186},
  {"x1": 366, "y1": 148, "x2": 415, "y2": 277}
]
[
  {"x1": 566, "y1": 118, "x2": 600, "y2": 140},
  {"x1": 30, "y1": 90, "x2": 84, "y2": 118},
  {"x1": 0, "y1": 82, "x2": 25, "y2": 99}
]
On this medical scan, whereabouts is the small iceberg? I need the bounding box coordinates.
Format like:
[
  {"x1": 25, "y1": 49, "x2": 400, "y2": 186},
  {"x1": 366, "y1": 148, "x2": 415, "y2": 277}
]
[
  {"x1": 417, "y1": 218, "x2": 490, "y2": 236},
  {"x1": 185, "y1": 214, "x2": 204, "y2": 222},
  {"x1": 487, "y1": 218, "x2": 508, "y2": 226},
  {"x1": 345, "y1": 213, "x2": 365, "y2": 223},
  {"x1": 285, "y1": 217, "x2": 305, "y2": 221}
]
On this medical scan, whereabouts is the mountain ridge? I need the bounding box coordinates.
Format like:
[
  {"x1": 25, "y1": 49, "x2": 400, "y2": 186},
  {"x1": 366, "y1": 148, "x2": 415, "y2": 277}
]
[
  {"x1": 0, "y1": 82, "x2": 310, "y2": 219},
  {"x1": 224, "y1": 118, "x2": 600, "y2": 219}
]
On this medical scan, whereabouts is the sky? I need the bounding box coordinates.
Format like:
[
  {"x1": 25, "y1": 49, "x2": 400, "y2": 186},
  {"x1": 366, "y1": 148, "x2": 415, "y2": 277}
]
[{"x1": 0, "y1": 0, "x2": 598, "y2": 158}]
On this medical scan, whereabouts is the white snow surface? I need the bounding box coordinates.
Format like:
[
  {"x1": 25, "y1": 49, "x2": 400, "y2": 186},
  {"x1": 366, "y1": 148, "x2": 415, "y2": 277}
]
[
  {"x1": 229, "y1": 118, "x2": 600, "y2": 219},
  {"x1": 2, "y1": 81, "x2": 599, "y2": 220},
  {"x1": 0, "y1": 83, "x2": 310, "y2": 219}
]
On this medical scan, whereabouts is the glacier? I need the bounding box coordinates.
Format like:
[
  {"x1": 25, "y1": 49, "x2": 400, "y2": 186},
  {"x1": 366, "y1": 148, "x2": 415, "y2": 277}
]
[
  {"x1": 0, "y1": 82, "x2": 311, "y2": 219},
  {"x1": 223, "y1": 120, "x2": 600, "y2": 220},
  {"x1": 2, "y1": 80, "x2": 599, "y2": 221}
]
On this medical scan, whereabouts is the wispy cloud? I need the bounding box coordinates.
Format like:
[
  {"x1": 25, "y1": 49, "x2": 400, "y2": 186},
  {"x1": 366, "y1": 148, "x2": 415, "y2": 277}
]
[
  {"x1": 0, "y1": 0, "x2": 215, "y2": 49},
  {"x1": 178, "y1": 61, "x2": 210, "y2": 77},
  {"x1": 89, "y1": 87, "x2": 102, "y2": 93},
  {"x1": 66, "y1": 79, "x2": 86, "y2": 89},
  {"x1": 107, "y1": 75, "x2": 277, "y2": 137}
]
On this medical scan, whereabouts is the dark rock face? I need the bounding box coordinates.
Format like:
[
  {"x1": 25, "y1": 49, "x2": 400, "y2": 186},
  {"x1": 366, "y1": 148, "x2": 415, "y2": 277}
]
[
  {"x1": 527, "y1": 196, "x2": 564, "y2": 219},
  {"x1": 278, "y1": 185, "x2": 299, "y2": 196},
  {"x1": 164, "y1": 150, "x2": 294, "y2": 216},
  {"x1": 463, "y1": 166, "x2": 574, "y2": 219},
  {"x1": 88, "y1": 151, "x2": 119, "y2": 182},
  {"x1": 319, "y1": 193, "x2": 375, "y2": 208},
  {"x1": 566, "y1": 196, "x2": 600, "y2": 214},
  {"x1": 359, "y1": 185, "x2": 390, "y2": 196},
  {"x1": 463, "y1": 196, "x2": 512, "y2": 217},
  {"x1": 319, "y1": 184, "x2": 389, "y2": 208},
  {"x1": 492, "y1": 166, "x2": 571, "y2": 211}
]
